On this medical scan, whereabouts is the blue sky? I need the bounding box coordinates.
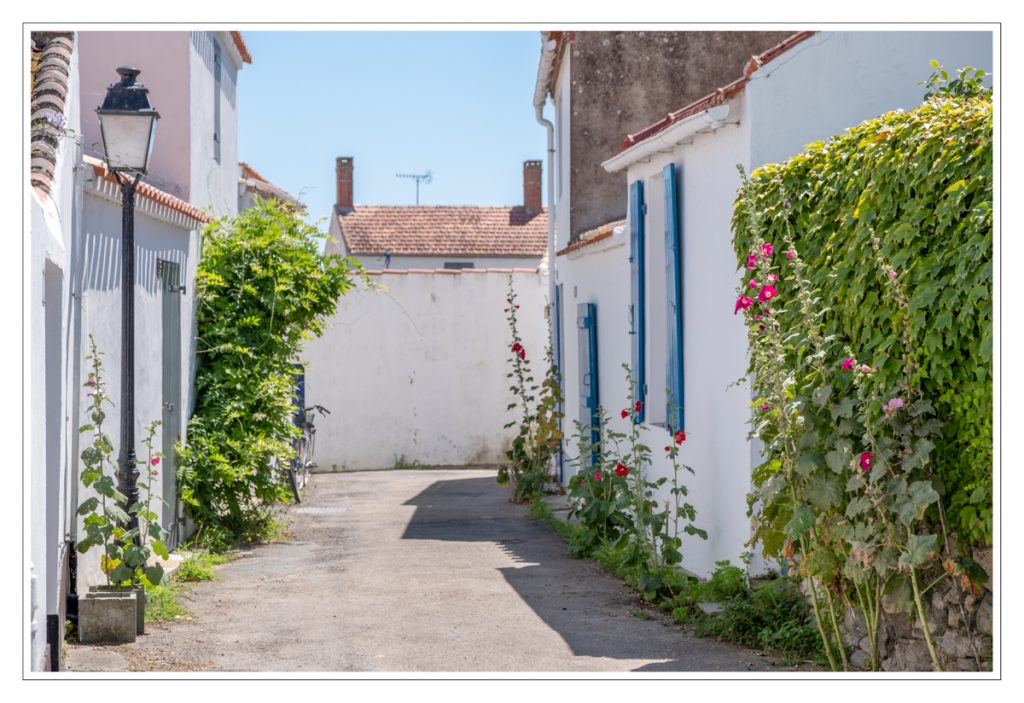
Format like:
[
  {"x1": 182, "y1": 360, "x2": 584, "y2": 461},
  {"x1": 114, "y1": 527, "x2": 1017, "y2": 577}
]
[{"x1": 237, "y1": 31, "x2": 549, "y2": 225}]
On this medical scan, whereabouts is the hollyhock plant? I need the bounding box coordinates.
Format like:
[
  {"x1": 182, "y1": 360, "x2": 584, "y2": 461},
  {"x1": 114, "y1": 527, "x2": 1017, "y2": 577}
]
[
  {"x1": 757, "y1": 285, "x2": 778, "y2": 303},
  {"x1": 594, "y1": 471, "x2": 604, "y2": 482},
  {"x1": 151, "y1": 456, "x2": 160, "y2": 466},
  {"x1": 615, "y1": 463, "x2": 629, "y2": 477},
  {"x1": 761, "y1": 242, "x2": 774, "y2": 258},
  {"x1": 635, "y1": 400, "x2": 643, "y2": 413},
  {"x1": 734, "y1": 296, "x2": 755, "y2": 314},
  {"x1": 785, "y1": 250, "x2": 796, "y2": 260},
  {"x1": 746, "y1": 254, "x2": 758, "y2": 269},
  {"x1": 621, "y1": 409, "x2": 630, "y2": 419},
  {"x1": 859, "y1": 452, "x2": 873, "y2": 472},
  {"x1": 842, "y1": 357, "x2": 855, "y2": 371},
  {"x1": 674, "y1": 429, "x2": 686, "y2": 444}
]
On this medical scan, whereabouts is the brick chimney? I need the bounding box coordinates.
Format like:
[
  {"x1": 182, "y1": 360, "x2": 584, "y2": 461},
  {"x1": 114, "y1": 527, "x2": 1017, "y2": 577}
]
[
  {"x1": 336, "y1": 156, "x2": 354, "y2": 213},
  {"x1": 523, "y1": 160, "x2": 543, "y2": 213}
]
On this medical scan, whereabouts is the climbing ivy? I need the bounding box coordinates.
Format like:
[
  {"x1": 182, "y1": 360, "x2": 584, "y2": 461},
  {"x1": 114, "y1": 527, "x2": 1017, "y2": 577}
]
[{"x1": 733, "y1": 92, "x2": 992, "y2": 548}]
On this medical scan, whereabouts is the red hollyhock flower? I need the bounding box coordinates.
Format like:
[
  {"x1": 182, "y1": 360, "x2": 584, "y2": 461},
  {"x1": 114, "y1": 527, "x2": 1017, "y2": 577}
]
[
  {"x1": 621, "y1": 409, "x2": 629, "y2": 419},
  {"x1": 674, "y1": 430, "x2": 686, "y2": 444},
  {"x1": 664, "y1": 446, "x2": 672, "y2": 452},
  {"x1": 519, "y1": 350, "x2": 526, "y2": 360},
  {"x1": 859, "y1": 452, "x2": 873, "y2": 472},
  {"x1": 634, "y1": 400, "x2": 643, "y2": 413},
  {"x1": 615, "y1": 463, "x2": 629, "y2": 477}
]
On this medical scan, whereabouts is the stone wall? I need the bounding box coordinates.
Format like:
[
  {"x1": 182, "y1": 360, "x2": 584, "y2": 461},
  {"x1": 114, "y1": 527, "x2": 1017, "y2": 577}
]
[{"x1": 842, "y1": 545, "x2": 992, "y2": 671}]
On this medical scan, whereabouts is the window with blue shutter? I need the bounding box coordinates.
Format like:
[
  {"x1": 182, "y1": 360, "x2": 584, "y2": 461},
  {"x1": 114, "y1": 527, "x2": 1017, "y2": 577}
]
[
  {"x1": 664, "y1": 163, "x2": 684, "y2": 430},
  {"x1": 577, "y1": 302, "x2": 599, "y2": 470},
  {"x1": 629, "y1": 180, "x2": 646, "y2": 422}
]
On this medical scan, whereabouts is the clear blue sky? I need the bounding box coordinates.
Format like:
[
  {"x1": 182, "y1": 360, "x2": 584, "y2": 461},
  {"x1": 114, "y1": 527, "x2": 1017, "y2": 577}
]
[{"x1": 237, "y1": 31, "x2": 549, "y2": 225}]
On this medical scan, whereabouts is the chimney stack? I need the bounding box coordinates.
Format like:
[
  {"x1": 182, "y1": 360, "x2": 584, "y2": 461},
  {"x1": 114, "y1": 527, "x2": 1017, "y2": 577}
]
[
  {"x1": 336, "y1": 156, "x2": 354, "y2": 213},
  {"x1": 523, "y1": 160, "x2": 543, "y2": 213}
]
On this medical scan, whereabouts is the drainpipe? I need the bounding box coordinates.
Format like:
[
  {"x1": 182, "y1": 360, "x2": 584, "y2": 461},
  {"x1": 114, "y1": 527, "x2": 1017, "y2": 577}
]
[{"x1": 533, "y1": 33, "x2": 558, "y2": 480}]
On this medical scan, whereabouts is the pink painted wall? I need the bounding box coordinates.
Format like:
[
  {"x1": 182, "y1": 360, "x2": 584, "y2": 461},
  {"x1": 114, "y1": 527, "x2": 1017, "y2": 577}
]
[{"x1": 76, "y1": 32, "x2": 191, "y2": 201}]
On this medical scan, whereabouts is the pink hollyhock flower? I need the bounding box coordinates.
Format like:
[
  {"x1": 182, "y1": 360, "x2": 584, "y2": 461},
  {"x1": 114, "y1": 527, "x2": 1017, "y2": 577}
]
[
  {"x1": 746, "y1": 254, "x2": 757, "y2": 269},
  {"x1": 615, "y1": 463, "x2": 629, "y2": 477},
  {"x1": 761, "y1": 242, "x2": 774, "y2": 258},
  {"x1": 151, "y1": 456, "x2": 160, "y2": 466},
  {"x1": 734, "y1": 296, "x2": 755, "y2": 314},
  {"x1": 860, "y1": 364, "x2": 872, "y2": 373},
  {"x1": 785, "y1": 250, "x2": 796, "y2": 260},
  {"x1": 842, "y1": 358, "x2": 855, "y2": 370},
  {"x1": 889, "y1": 270, "x2": 898, "y2": 279},
  {"x1": 754, "y1": 315, "x2": 762, "y2": 321},
  {"x1": 594, "y1": 471, "x2": 604, "y2": 482},
  {"x1": 761, "y1": 404, "x2": 770, "y2": 410},
  {"x1": 767, "y1": 273, "x2": 777, "y2": 283},
  {"x1": 859, "y1": 452, "x2": 873, "y2": 472},
  {"x1": 152, "y1": 471, "x2": 159, "y2": 477},
  {"x1": 749, "y1": 279, "x2": 760, "y2": 288},
  {"x1": 889, "y1": 397, "x2": 905, "y2": 410},
  {"x1": 758, "y1": 285, "x2": 778, "y2": 303},
  {"x1": 621, "y1": 409, "x2": 629, "y2": 419}
]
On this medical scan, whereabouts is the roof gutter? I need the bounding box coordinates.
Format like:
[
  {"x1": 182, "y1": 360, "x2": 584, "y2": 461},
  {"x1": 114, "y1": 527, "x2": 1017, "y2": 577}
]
[{"x1": 601, "y1": 103, "x2": 731, "y2": 174}]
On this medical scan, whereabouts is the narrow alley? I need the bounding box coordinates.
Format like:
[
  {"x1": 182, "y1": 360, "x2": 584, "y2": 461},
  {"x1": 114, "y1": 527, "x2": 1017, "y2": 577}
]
[{"x1": 66, "y1": 469, "x2": 778, "y2": 673}]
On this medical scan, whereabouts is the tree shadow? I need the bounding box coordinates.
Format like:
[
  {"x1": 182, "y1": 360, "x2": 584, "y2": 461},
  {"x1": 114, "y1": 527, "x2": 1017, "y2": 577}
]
[{"x1": 400, "y1": 475, "x2": 766, "y2": 673}]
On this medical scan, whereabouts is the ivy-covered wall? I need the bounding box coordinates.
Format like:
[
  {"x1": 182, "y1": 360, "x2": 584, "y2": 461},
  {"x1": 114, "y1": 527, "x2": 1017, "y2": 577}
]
[{"x1": 733, "y1": 94, "x2": 993, "y2": 547}]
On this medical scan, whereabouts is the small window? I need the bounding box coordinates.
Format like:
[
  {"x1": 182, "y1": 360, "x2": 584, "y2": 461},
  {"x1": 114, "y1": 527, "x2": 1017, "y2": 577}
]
[{"x1": 443, "y1": 262, "x2": 474, "y2": 270}]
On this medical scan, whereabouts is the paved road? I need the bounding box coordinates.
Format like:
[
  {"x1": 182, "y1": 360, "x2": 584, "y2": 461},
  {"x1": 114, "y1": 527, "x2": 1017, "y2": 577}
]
[{"x1": 66, "y1": 468, "x2": 783, "y2": 673}]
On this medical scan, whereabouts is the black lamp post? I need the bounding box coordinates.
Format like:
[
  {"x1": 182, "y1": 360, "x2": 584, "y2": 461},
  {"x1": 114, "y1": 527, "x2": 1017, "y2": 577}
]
[{"x1": 96, "y1": 66, "x2": 159, "y2": 538}]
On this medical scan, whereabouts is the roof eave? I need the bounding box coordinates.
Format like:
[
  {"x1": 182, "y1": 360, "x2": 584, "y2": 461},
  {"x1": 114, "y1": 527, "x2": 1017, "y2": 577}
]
[{"x1": 602, "y1": 103, "x2": 732, "y2": 174}]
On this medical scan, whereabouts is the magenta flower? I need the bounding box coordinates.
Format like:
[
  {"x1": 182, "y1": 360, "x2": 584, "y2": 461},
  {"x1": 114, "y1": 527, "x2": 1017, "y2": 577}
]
[
  {"x1": 761, "y1": 242, "x2": 774, "y2": 258},
  {"x1": 734, "y1": 296, "x2": 755, "y2": 314},
  {"x1": 754, "y1": 314, "x2": 763, "y2": 321},
  {"x1": 749, "y1": 279, "x2": 760, "y2": 288},
  {"x1": 757, "y1": 285, "x2": 778, "y2": 303},
  {"x1": 860, "y1": 364, "x2": 872, "y2": 373},
  {"x1": 151, "y1": 456, "x2": 160, "y2": 466},
  {"x1": 859, "y1": 452, "x2": 873, "y2": 472},
  {"x1": 761, "y1": 404, "x2": 770, "y2": 410},
  {"x1": 842, "y1": 358, "x2": 855, "y2": 370},
  {"x1": 594, "y1": 471, "x2": 604, "y2": 482},
  {"x1": 746, "y1": 254, "x2": 757, "y2": 269},
  {"x1": 767, "y1": 273, "x2": 777, "y2": 283},
  {"x1": 785, "y1": 250, "x2": 796, "y2": 260}
]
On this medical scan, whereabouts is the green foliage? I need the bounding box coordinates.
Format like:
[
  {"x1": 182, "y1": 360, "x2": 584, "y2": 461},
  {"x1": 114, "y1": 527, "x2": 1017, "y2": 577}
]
[
  {"x1": 144, "y1": 582, "x2": 190, "y2": 623},
  {"x1": 921, "y1": 61, "x2": 992, "y2": 100},
  {"x1": 733, "y1": 90, "x2": 992, "y2": 547},
  {"x1": 75, "y1": 338, "x2": 168, "y2": 587},
  {"x1": 175, "y1": 550, "x2": 232, "y2": 582},
  {"x1": 498, "y1": 279, "x2": 564, "y2": 502},
  {"x1": 178, "y1": 198, "x2": 360, "y2": 550},
  {"x1": 732, "y1": 78, "x2": 992, "y2": 671}
]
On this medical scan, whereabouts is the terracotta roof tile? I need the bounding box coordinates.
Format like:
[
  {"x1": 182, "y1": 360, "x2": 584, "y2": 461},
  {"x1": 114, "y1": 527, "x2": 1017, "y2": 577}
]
[
  {"x1": 620, "y1": 31, "x2": 816, "y2": 152},
  {"x1": 556, "y1": 218, "x2": 625, "y2": 257},
  {"x1": 84, "y1": 155, "x2": 212, "y2": 225},
  {"x1": 230, "y1": 31, "x2": 252, "y2": 64},
  {"x1": 240, "y1": 161, "x2": 302, "y2": 208},
  {"x1": 30, "y1": 31, "x2": 74, "y2": 198},
  {"x1": 337, "y1": 205, "x2": 547, "y2": 257}
]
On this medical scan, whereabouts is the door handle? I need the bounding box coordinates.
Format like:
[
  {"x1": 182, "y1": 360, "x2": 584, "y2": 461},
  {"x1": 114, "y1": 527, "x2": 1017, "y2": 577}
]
[{"x1": 163, "y1": 401, "x2": 175, "y2": 412}]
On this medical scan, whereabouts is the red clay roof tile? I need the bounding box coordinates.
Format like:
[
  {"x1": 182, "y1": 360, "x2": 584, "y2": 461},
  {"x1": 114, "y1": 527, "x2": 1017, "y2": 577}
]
[{"x1": 337, "y1": 205, "x2": 547, "y2": 257}]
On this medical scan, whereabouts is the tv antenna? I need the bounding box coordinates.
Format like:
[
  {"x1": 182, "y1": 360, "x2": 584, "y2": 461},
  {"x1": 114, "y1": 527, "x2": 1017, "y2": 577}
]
[{"x1": 396, "y1": 170, "x2": 432, "y2": 205}]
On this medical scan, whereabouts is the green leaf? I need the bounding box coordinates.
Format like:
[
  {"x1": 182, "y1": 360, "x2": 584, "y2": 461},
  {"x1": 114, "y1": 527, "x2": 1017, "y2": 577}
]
[
  {"x1": 105, "y1": 503, "x2": 130, "y2": 525},
  {"x1": 811, "y1": 384, "x2": 833, "y2": 406},
  {"x1": 831, "y1": 397, "x2": 856, "y2": 420},
  {"x1": 785, "y1": 504, "x2": 816, "y2": 541},
  {"x1": 882, "y1": 573, "x2": 914, "y2": 614},
  {"x1": 825, "y1": 445, "x2": 851, "y2": 473},
  {"x1": 76, "y1": 497, "x2": 99, "y2": 515},
  {"x1": 899, "y1": 533, "x2": 938, "y2": 569},
  {"x1": 144, "y1": 564, "x2": 165, "y2": 586},
  {"x1": 805, "y1": 475, "x2": 842, "y2": 511}
]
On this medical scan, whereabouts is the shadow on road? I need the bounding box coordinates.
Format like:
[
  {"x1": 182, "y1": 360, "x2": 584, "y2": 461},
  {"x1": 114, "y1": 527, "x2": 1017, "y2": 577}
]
[{"x1": 400, "y1": 475, "x2": 763, "y2": 672}]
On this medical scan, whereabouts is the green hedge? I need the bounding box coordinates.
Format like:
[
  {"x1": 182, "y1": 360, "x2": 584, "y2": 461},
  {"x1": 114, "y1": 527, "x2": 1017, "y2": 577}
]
[{"x1": 732, "y1": 95, "x2": 992, "y2": 546}]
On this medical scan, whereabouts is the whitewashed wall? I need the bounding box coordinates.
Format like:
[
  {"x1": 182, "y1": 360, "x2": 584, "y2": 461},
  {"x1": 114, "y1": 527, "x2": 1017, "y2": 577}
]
[
  {"x1": 26, "y1": 42, "x2": 81, "y2": 672},
  {"x1": 303, "y1": 269, "x2": 548, "y2": 470},
  {"x1": 747, "y1": 31, "x2": 994, "y2": 168},
  {"x1": 72, "y1": 177, "x2": 200, "y2": 591}
]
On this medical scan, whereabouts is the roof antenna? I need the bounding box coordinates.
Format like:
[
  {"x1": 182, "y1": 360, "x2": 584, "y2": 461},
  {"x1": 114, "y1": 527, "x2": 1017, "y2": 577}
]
[{"x1": 396, "y1": 170, "x2": 432, "y2": 205}]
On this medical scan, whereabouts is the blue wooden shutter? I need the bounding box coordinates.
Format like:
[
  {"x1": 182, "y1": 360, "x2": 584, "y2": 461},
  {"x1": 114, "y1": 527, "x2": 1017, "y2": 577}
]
[
  {"x1": 629, "y1": 180, "x2": 646, "y2": 422},
  {"x1": 553, "y1": 284, "x2": 565, "y2": 481},
  {"x1": 577, "y1": 302, "x2": 600, "y2": 469},
  {"x1": 664, "y1": 163, "x2": 684, "y2": 430}
]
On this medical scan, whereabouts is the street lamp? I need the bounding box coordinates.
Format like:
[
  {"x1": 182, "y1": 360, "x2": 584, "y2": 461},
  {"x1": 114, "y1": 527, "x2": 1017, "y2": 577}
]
[{"x1": 96, "y1": 66, "x2": 159, "y2": 539}]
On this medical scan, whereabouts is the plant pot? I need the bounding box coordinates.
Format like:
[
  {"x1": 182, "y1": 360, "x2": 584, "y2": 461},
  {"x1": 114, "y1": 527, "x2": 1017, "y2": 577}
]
[
  {"x1": 91, "y1": 585, "x2": 146, "y2": 634},
  {"x1": 78, "y1": 589, "x2": 138, "y2": 644}
]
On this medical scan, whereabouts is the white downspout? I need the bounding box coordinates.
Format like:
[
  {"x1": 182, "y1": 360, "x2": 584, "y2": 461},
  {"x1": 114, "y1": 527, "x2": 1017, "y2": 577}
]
[{"x1": 533, "y1": 34, "x2": 558, "y2": 328}]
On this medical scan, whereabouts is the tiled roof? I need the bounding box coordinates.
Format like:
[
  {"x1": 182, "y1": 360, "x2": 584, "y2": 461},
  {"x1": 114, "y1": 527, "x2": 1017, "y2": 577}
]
[
  {"x1": 240, "y1": 161, "x2": 302, "y2": 208},
  {"x1": 619, "y1": 32, "x2": 816, "y2": 152},
  {"x1": 230, "y1": 31, "x2": 252, "y2": 64},
  {"x1": 556, "y1": 219, "x2": 625, "y2": 257},
  {"x1": 30, "y1": 31, "x2": 74, "y2": 198},
  {"x1": 84, "y1": 155, "x2": 212, "y2": 225},
  {"x1": 337, "y1": 205, "x2": 547, "y2": 257}
]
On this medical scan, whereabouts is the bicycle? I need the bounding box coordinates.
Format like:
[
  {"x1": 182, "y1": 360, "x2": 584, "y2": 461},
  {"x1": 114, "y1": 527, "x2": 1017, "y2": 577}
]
[{"x1": 286, "y1": 404, "x2": 330, "y2": 503}]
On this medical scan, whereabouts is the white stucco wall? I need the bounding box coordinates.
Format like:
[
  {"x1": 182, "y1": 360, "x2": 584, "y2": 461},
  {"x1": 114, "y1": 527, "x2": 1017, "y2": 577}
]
[
  {"x1": 76, "y1": 32, "x2": 192, "y2": 202},
  {"x1": 747, "y1": 30, "x2": 994, "y2": 168},
  {"x1": 73, "y1": 177, "x2": 199, "y2": 591},
  {"x1": 553, "y1": 51, "x2": 572, "y2": 253},
  {"x1": 302, "y1": 270, "x2": 548, "y2": 470},
  {"x1": 189, "y1": 31, "x2": 241, "y2": 218},
  {"x1": 27, "y1": 40, "x2": 82, "y2": 672}
]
